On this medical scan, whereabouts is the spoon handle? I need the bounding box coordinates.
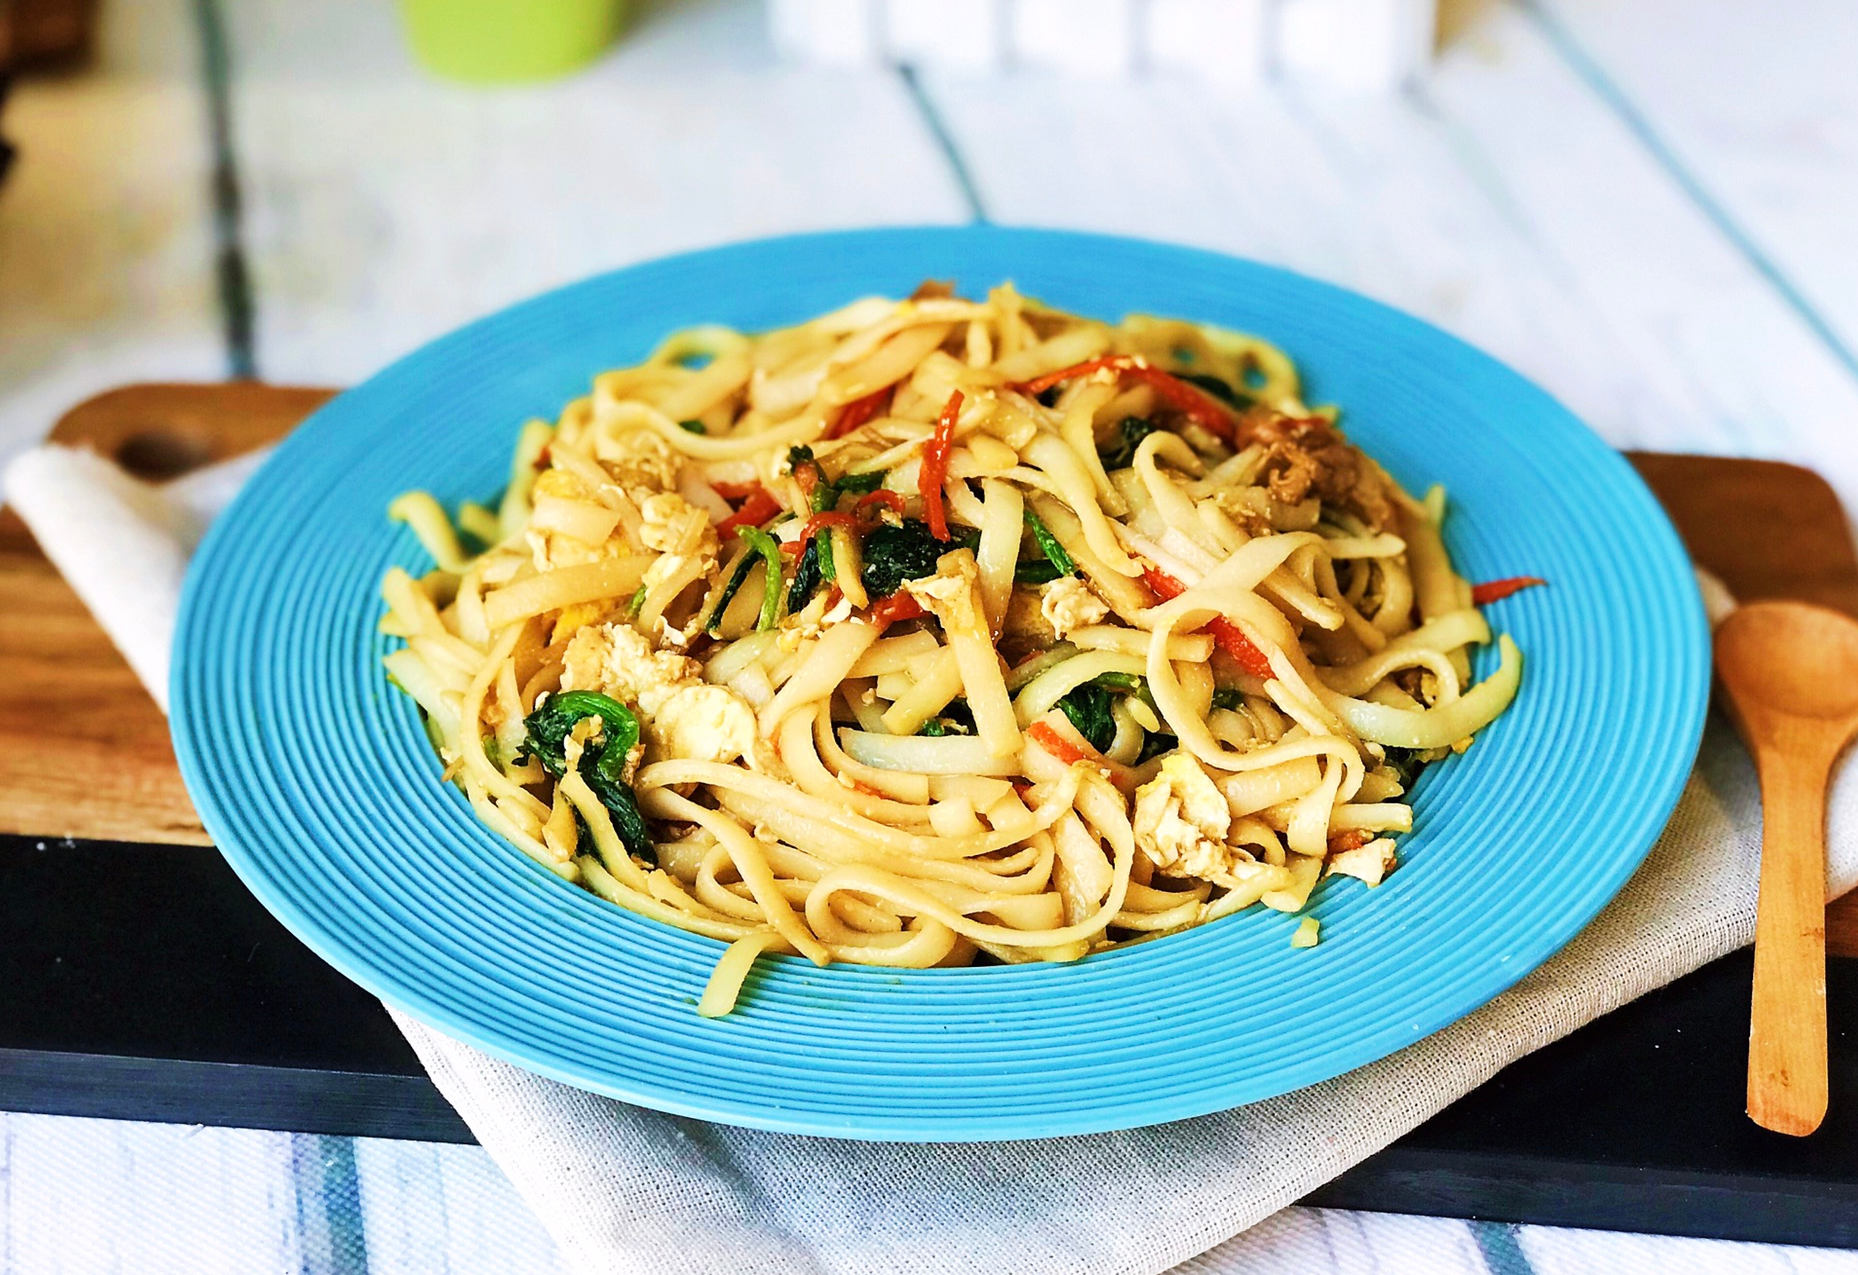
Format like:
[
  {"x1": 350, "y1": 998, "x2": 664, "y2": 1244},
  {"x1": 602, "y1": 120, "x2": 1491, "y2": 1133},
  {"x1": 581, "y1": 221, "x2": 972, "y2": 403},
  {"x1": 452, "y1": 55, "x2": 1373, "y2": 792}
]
[{"x1": 1748, "y1": 738, "x2": 1831, "y2": 1136}]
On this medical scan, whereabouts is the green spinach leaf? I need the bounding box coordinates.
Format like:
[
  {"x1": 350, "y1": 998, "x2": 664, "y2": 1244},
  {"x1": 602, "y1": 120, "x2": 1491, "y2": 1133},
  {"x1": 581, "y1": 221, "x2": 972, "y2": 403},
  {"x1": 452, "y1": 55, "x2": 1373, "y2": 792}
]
[
  {"x1": 521, "y1": 691, "x2": 653, "y2": 862},
  {"x1": 1056, "y1": 682, "x2": 1116, "y2": 754},
  {"x1": 1022, "y1": 506, "x2": 1077, "y2": 577},
  {"x1": 787, "y1": 535, "x2": 824, "y2": 613},
  {"x1": 1098, "y1": 416, "x2": 1163, "y2": 471},
  {"x1": 861, "y1": 518, "x2": 977, "y2": 599},
  {"x1": 1013, "y1": 558, "x2": 1066, "y2": 585}
]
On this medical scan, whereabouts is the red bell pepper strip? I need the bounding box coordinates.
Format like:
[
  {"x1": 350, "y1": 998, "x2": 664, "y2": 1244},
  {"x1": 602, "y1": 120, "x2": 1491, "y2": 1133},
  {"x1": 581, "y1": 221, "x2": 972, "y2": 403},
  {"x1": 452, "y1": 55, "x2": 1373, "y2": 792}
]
[
  {"x1": 1125, "y1": 364, "x2": 1237, "y2": 441},
  {"x1": 715, "y1": 486, "x2": 782, "y2": 535},
  {"x1": 919, "y1": 389, "x2": 962, "y2": 541},
  {"x1": 1015, "y1": 356, "x2": 1236, "y2": 442},
  {"x1": 1140, "y1": 565, "x2": 1275, "y2": 680},
  {"x1": 1139, "y1": 565, "x2": 1184, "y2": 600},
  {"x1": 854, "y1": 489, "x2": 906, "y2": 520},
  {"x1": 797, "y1": 510, "x2": 862, "y2": 548},
  {"x1": 710, "y1": 479, "x2": 762, "y2": 502},
  {"x1": 827, "y1": 386, "x2": 893, "y2": 440},
  {"x1": 1027, "y1": 719, "x2": 1097, "y2": 766},
  {"x1": 1017, "y1": 356, "x2": 1129, "y2": 397},
  {"x1": 1471, "y1": 576, "x2": 1546, "y2": 606},
  {"x1": 1210, "y1": 621, "x2": 1277, "y2": 681},
  {"x1": 868, "y1": 591, "x2": 925, "y2": 628}
]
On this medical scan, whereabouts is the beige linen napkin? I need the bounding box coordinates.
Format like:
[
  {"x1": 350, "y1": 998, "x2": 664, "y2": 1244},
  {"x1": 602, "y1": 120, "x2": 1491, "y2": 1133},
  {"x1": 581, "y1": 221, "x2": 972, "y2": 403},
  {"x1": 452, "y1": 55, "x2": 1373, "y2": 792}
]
[{"x1": 8, "y1": 442, "x2": 1855, "y2": 1275}]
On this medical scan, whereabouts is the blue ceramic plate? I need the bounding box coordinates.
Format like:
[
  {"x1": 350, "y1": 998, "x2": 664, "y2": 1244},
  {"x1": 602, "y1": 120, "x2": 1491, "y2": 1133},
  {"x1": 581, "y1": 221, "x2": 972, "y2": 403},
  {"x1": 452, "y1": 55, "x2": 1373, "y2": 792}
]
[{"x1": 172, "y1": 227, "x2": 1708, "y2": 1141}]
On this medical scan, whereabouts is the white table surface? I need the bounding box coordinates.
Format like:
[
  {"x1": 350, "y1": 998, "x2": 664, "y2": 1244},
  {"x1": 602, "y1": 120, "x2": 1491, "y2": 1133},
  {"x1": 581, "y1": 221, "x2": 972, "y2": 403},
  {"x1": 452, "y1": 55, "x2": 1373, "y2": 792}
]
[{"x1": 5, "y1": 0, "x2": 1858, "y2": 1270}]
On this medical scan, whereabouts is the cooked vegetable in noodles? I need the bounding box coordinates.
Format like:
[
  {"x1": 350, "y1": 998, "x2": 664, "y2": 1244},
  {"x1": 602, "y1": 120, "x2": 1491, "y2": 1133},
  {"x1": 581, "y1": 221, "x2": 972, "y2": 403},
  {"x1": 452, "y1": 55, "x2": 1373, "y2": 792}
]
[{"x1": 380, "y1": 283, "x2": 1524, "y2": 1014}]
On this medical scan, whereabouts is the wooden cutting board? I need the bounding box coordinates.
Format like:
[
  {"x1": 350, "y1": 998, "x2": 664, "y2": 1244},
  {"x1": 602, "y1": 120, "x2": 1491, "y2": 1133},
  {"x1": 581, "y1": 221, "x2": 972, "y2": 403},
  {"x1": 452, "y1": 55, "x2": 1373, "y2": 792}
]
[
  {"x1": 5, "y1": 383, "x2": 1857, "y2": 942},
  {"x1": 0, "y1": 384, "x2": 334, "y2": 844}
]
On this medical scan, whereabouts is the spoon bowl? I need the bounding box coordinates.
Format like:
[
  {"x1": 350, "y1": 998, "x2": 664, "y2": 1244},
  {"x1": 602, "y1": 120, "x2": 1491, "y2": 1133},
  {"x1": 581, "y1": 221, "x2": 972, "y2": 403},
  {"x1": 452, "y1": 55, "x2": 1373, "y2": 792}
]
[{"x1": 1716, "y1": 603, "x2": 1858, "y2": 724}]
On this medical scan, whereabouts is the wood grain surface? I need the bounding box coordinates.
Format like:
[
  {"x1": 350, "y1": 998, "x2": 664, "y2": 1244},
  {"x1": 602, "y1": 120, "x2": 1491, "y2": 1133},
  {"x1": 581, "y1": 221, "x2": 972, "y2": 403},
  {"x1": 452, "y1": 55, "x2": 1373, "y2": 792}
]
[
  {"x1": 0, "y1": 384, "x2": 333, "y2": 844},
  {"x1": 3, "y1": 384, "x2": 1856, "y2": 955}
]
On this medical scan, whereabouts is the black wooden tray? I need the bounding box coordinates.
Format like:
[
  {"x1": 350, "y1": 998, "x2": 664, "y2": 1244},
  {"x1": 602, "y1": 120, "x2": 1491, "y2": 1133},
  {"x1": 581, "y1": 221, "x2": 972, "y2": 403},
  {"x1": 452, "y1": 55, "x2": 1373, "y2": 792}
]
[{"x1": 5, "y1": 833, "x2": 1857, "y2": 1247}]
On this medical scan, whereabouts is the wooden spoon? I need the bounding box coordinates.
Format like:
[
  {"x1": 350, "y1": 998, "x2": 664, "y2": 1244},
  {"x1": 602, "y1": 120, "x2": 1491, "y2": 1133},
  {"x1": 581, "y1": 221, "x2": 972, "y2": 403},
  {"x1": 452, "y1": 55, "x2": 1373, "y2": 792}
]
[{"x1": 1715, "y1": 600, "x2": 1858, "y2": 1136}]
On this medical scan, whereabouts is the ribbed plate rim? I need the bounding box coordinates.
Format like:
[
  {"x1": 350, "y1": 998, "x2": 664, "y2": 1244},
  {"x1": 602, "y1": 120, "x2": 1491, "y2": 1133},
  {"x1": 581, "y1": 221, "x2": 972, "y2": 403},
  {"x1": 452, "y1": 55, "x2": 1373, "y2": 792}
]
[{"x1": 170, "y1": 225, "x2": 1709, "y2": 1141}]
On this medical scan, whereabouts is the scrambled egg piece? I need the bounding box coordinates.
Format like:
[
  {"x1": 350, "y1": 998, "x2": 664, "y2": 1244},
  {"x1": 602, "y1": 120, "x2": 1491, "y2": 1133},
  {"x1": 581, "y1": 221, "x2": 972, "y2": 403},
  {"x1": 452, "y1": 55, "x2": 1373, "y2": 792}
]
[
  {"x1": 904, "y1": 549, "x2": 988, "y2": 640},
  {"x1": 637, "y1": 491, "x2": 721, "y2": 597},
  {"x1": 596, "y1": 428, "x2": 682, "y2": 496},
  {"x1": 550, "y1": 600, "x2": 610, "y2": 648},
  {"x1": 532, "y1": 467, "x2": 587, "y2": 505},
  {"x1": 559, "y1": 622, "x2": 758, "y2": 766},
  {"x1": 654, "y1": 684, "x2": 757, "y2": 766},
  {"x1": 638, "y1": 492, "x2": 711, "y2": 555},
  {"x1": 1038, "y1": 575, "x2": 1109, "y2": 639},
  {"x1": 1132, "y1": 753, "x2": 1259, "y2": 888},
  {"x1": 561, "y1": 622, "x2": 702, "y2": 719},
  {"x1": 1325, "y1": 837, "x2": 1398, "y2": 887}
]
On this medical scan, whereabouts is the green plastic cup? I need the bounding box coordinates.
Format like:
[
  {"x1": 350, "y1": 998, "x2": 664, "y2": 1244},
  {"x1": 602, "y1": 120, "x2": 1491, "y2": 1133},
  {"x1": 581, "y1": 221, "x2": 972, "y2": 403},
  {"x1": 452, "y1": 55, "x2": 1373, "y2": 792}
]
[{"x1": 400, "y1": 0, "x2": 626, "y2": 84}]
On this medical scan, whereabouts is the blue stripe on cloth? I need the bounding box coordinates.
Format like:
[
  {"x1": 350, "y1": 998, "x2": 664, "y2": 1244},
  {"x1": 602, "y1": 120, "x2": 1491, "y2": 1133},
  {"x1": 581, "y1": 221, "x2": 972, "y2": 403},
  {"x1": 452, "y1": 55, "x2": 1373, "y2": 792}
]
[
  {"x1": 289, "y1": 1133, "x2": 372, "y2": 1275},
  {"x1": 1471, "y1": 1220, "x2": 1537, "y2": 1275}
]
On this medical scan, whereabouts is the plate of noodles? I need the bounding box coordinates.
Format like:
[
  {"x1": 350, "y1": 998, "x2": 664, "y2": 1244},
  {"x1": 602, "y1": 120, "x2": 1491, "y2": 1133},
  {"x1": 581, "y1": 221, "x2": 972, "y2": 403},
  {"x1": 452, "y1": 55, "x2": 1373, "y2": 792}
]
[{"x1": 172, "y1": 226, "x2": 1707, "y2": 1140}]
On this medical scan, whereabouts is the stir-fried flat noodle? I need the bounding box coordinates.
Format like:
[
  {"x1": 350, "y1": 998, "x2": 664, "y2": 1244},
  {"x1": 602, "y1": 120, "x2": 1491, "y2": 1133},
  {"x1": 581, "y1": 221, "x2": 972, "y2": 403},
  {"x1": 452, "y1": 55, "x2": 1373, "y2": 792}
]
[{"x1": 381, "y1": 283, "x2": 1524, "y2": 1015}]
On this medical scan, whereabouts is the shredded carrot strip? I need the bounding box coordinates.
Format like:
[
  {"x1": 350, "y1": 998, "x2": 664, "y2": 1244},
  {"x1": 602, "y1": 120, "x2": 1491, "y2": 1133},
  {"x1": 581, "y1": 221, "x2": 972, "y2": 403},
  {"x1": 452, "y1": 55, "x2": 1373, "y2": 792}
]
[
  {"x1": 1471, "y1": 576, "x2": 1546, "y2": 605},
  {"x1": 1017, "y1": 355, "x2": 1129, "y2": 397},
  {"x1": 1123, "y1": 365, "x2": 1235, "y2": 440},
  {"x1": 1027, "y1": 719, "x2": 1095, "y2": 766},
  {"x1": 1015, "y1": 356, "x2": 1235, "y2": 441},
  {"x1": 1141, "y1": 565, "x2": 1274, "y2": 680},
  {"x1": 1209, "y1": 622, "x2": 1275, "y2": 680},
  {"x1": 919, "y1": 389, "x2": 962, "y2": 541}
]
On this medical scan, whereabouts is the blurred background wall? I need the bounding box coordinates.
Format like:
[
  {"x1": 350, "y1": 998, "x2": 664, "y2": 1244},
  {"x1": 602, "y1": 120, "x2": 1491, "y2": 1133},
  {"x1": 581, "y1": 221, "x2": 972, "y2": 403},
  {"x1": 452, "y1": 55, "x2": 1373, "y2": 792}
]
[{"x1": 3, "y1": 0, "x2": 1856, "y2": 500}]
